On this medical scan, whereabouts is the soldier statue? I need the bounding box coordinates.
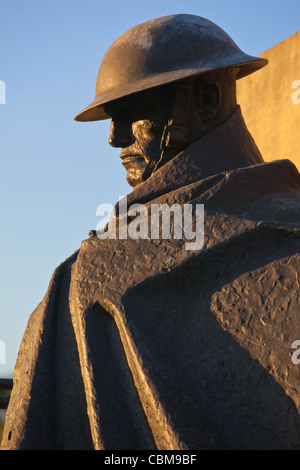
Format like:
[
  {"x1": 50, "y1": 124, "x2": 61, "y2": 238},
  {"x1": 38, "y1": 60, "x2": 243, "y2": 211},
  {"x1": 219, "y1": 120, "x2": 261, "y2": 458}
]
[{"x1": 2, "y1": 14, "x2": 300, "y2": 450}]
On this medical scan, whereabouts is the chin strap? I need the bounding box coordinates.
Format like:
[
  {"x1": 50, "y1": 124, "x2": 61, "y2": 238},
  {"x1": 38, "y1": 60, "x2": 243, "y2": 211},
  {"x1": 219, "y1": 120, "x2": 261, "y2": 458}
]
[{"x1": 152, "y1": 79, "x2": 194, "y2": 174}]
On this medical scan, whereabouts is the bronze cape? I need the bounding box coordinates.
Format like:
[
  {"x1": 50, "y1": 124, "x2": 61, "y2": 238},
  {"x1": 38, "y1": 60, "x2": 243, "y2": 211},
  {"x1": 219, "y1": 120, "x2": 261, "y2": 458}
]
[{"x1": 2, "y1": 107, "x2": 300, "y2": 450}]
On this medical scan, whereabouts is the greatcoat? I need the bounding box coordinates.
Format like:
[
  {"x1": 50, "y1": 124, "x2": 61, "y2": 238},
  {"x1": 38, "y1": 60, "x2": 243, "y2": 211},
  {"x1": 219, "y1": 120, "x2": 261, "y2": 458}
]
[{"x1": 2, "y1": 107, "x2": 300, "y2": 450}]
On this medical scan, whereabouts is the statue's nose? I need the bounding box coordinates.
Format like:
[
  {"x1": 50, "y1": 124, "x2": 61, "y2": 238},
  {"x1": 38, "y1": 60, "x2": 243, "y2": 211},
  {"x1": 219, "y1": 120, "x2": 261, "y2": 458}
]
[{"x1": 108, "y1": 120, "x2": 133, "y2": 148}]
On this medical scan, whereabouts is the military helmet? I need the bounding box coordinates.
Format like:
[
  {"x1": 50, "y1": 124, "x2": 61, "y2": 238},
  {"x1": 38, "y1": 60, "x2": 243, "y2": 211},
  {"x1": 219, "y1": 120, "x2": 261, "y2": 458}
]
[{"x1": 74, "y1": 14, "x2": 268, "y2": 122}]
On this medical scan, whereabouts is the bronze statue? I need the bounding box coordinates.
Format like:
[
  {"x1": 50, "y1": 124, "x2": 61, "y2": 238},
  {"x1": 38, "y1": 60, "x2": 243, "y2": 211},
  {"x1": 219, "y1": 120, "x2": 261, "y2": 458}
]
[{"x1": 2, "y1": 14, "x2": 300, "y2": 450}]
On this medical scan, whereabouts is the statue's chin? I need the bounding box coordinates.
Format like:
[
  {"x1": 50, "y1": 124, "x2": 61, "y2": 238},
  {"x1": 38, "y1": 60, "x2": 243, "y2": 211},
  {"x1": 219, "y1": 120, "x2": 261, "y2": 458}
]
[
  {"x1": 126, "y1": 169, "x2": 149, "y2": 187},
  {"x1": 125, "y1": 161, "x2": 156, "y2": 188}
]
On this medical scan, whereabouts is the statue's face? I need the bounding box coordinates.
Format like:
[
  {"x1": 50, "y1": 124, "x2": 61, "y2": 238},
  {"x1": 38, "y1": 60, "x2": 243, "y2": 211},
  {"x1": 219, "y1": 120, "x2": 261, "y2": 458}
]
[
  {"x1": 105, "y1": 76, "x2": 228, "y2": 187},
  {"x1": 105, "y1": 87, "x2": 172, "y2": 187}
]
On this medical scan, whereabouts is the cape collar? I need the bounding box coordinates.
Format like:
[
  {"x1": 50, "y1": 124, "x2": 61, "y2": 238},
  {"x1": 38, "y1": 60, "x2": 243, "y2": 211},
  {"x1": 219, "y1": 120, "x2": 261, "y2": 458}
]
[
  {"x1": 118, "y1": 106, "x2": 263, "y2": 210},
  {"x1": 110, "y1": 106, "x2": 300, "y2": 221}
]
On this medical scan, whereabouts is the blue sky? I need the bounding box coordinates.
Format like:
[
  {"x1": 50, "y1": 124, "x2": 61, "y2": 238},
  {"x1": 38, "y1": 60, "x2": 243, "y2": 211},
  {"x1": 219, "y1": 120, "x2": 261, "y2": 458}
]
[{"x1": 1, "y1": 0, "x2": 300, "y2": 377}]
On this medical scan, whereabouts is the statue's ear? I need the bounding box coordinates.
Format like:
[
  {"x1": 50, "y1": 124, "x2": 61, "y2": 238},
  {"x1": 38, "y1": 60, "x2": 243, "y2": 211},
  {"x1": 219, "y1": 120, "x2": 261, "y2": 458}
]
[{"x1": 197, "y1": 81, "x2": 221, "y2": 122}]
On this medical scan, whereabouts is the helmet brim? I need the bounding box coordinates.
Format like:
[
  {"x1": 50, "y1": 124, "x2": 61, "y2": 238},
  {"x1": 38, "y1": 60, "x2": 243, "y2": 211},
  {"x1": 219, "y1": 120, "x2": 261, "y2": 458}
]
[{"x1": 74, "y1": 56, "x2": 268, "y2": 122}]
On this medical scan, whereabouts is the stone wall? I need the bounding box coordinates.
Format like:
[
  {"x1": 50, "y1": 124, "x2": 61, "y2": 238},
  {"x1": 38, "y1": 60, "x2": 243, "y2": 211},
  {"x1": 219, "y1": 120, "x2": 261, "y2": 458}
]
[{"x1": 237, "y1": 31, "x2": 300, "y2": 171}]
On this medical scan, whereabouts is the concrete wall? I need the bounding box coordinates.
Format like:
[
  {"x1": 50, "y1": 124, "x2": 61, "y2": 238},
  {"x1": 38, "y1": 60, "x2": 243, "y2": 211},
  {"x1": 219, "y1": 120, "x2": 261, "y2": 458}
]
[{"x1": 237, "y1": 31, "x2": 300, "y2": 171}]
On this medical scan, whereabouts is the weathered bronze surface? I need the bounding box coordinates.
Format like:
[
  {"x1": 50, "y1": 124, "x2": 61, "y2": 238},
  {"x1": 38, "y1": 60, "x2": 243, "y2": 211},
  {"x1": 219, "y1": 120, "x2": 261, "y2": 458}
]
[{"x1": 2, "y1": 14, "x2": 300, "y2": 450}]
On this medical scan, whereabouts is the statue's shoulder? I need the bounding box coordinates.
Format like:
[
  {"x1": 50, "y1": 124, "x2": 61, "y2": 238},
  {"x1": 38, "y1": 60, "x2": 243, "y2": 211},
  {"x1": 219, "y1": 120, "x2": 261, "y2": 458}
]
[
  {"x1": 51, "y1": 249, "x2": 79, "y2": 280},
  {"x1": 25, "y1": 249, "x2": 80, "y2": 326}
]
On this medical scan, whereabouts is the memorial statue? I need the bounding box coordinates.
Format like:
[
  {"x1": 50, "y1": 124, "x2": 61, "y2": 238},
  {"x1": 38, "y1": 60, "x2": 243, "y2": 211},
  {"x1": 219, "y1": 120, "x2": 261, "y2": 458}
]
[{"x1": 2, "y1": 14, "x2": 300, "y2": 450}]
